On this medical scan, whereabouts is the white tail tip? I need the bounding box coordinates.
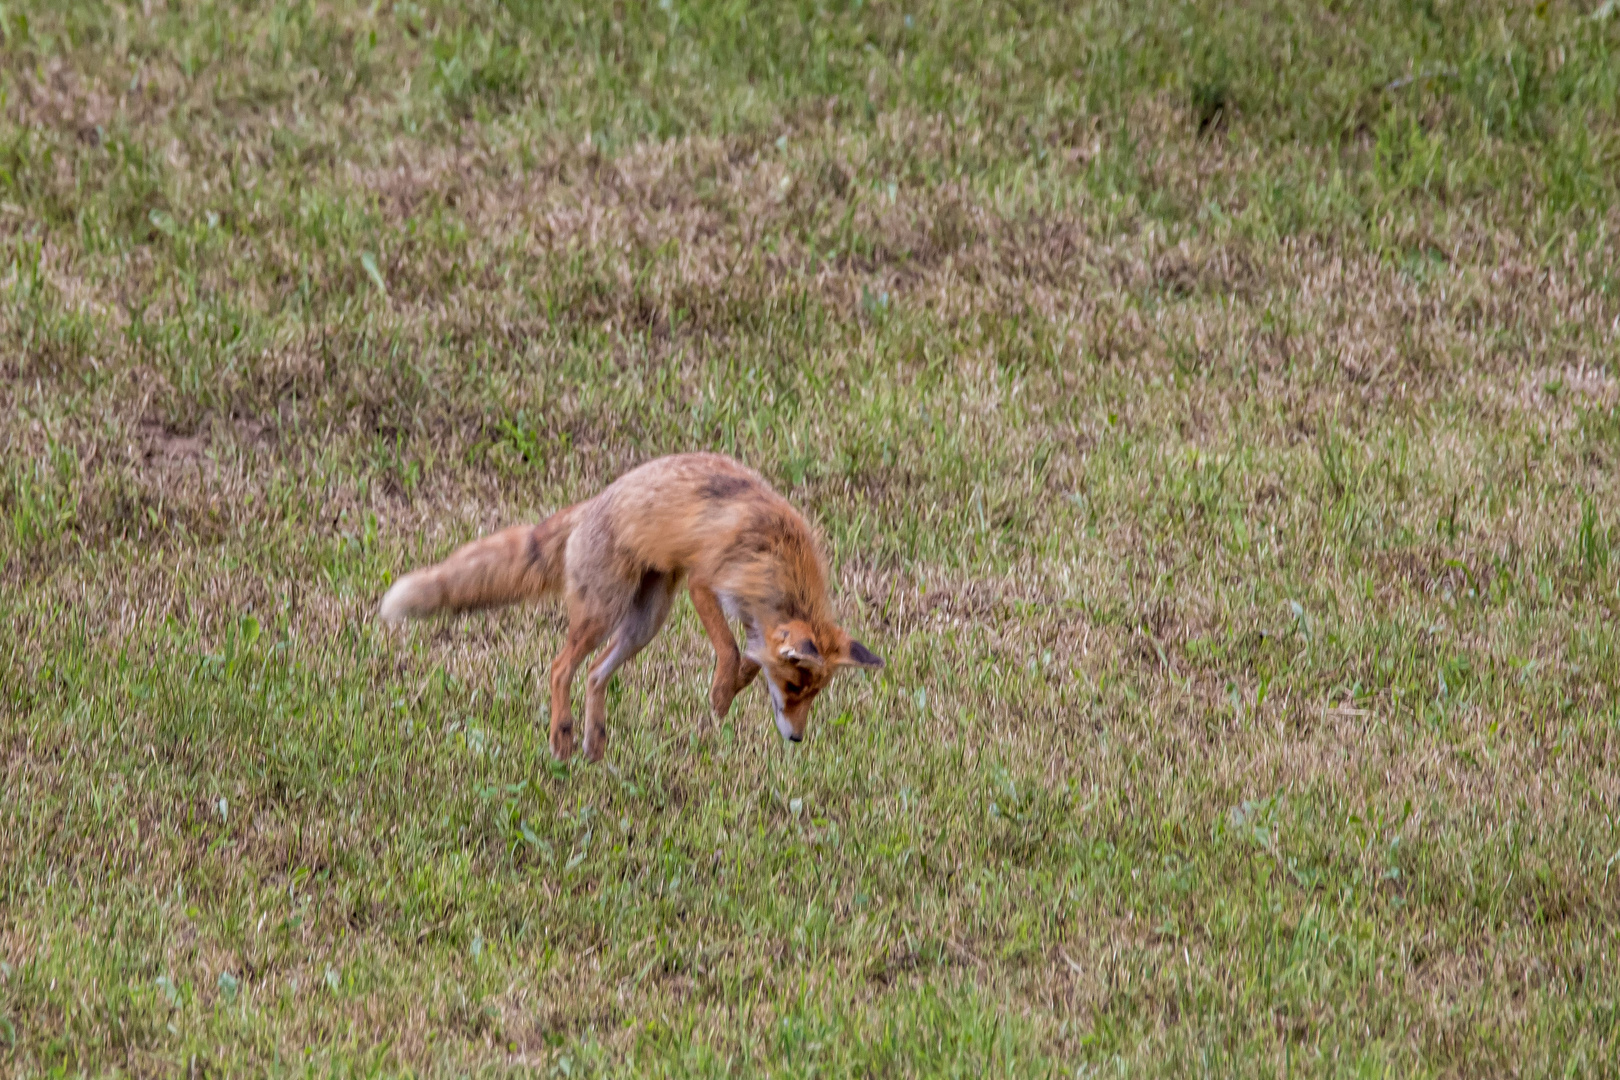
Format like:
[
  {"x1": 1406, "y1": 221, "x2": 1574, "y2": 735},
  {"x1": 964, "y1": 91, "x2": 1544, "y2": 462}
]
[{"x1": 379, "y1": 575, "x2": 424, "y2": 626}]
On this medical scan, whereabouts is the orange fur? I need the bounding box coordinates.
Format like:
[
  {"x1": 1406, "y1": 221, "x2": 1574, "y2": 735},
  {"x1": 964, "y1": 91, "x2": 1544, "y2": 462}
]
[{"x1": 379, "y1": 453, "x2": 882, "y2": 762}]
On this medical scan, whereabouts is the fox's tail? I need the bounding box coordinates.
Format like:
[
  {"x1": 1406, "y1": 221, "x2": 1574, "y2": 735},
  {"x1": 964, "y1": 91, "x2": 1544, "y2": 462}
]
[{"x1": 379, "y1": 506, "x2": 577, "y2": 625}]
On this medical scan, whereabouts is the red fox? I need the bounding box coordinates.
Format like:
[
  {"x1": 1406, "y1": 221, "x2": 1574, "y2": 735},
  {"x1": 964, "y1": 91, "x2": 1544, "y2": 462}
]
[{"x1": 379, "y1": 453, "x2": 883, "y2": 762}]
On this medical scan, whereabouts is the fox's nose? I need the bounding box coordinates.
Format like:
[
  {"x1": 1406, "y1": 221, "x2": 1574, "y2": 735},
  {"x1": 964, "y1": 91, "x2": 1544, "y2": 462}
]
[{"x1": 787, "y1": 732, "x2": 802, "y2": 743}]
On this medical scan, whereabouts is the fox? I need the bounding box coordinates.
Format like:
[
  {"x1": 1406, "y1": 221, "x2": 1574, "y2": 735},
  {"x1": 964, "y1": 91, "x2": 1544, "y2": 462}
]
[{"x1": 378, "y1": 452, "x2": 883, "y2": 762}]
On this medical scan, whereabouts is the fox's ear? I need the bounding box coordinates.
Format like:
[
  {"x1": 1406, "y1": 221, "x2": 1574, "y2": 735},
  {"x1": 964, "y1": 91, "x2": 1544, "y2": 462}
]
[
  {"x1": 836, "y1": 638, "x2": 884, "y2": 671},
  {"x1": 779, "y1": 637, "x2": 823, "y2": 669}
]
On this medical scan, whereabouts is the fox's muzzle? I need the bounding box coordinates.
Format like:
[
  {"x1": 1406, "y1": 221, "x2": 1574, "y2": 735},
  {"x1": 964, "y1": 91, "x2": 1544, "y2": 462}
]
[
  {"x1": 767, "y1": 680, "x2": 804, "y2": 743},
  {"x1": 776, "y1": 713, "x2": 802, "y2": 742}
]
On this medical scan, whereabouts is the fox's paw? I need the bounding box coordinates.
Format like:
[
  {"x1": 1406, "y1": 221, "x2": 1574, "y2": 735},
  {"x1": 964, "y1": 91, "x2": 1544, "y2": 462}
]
[
  {"x1": 583, "y1": 722, "x2": 607, "y2": 764},
  {"x1": 709, "y1": 682, "x2": 735, "y2": 720},
  {"x1": 549, "y1": 721, "x2": 576, "y2": 761}
]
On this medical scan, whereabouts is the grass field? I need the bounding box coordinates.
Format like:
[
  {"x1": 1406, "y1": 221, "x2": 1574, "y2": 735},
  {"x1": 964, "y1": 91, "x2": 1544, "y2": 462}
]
[{"x1": 4, "y1": 0, "x2": 1620, "y2": 1074}]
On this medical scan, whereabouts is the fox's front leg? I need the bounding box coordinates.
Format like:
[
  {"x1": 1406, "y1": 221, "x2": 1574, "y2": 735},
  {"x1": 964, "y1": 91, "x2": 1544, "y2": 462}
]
[
  {"x1": 690, "y1": 584, "x2": 751, "y2": 719},
  {"x1": 733, "y1": 653, "x2": 761, "y2": 696}
]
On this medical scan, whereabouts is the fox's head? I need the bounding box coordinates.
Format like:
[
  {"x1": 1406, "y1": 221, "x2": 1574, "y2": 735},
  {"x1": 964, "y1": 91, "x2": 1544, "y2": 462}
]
[{"x1": 750, "y1": 620, "x2": 883, "y2": 742}]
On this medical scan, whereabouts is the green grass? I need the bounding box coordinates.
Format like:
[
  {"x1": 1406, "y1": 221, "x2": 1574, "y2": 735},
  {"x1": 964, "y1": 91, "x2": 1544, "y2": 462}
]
[{"x1": 4, "y1": 0, "x2": 1620, "y2": 1075}]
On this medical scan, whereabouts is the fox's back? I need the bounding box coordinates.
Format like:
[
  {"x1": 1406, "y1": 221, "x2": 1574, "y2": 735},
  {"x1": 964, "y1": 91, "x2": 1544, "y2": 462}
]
[
  {"x1": 591, "y1": 454, "x2": 771, "y2": 555},
  {"x1": 580, "y1": 453, "x2": 817, "y2": 584}
]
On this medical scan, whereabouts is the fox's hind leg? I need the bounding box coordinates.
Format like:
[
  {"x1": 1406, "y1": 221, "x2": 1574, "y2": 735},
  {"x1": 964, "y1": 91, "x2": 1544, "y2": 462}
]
[
  {"x1": 582, "y1": 570, "x2": 676, "y2": 762},
  {"x1": 549, "y1": 613, "x2": 607, "y2": 761}
]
